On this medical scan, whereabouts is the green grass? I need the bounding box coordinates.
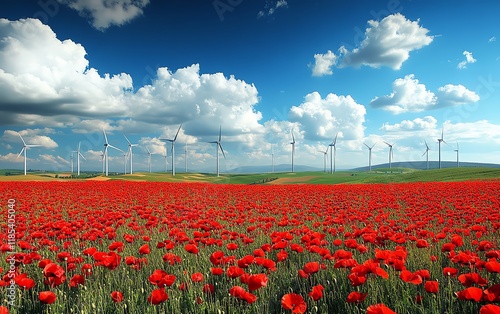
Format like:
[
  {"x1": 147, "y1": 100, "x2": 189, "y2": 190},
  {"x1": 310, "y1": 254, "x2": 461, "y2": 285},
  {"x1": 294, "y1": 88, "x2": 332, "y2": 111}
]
[{"x1": 2, "y1": 167, "x2": 500, "y2": 184}]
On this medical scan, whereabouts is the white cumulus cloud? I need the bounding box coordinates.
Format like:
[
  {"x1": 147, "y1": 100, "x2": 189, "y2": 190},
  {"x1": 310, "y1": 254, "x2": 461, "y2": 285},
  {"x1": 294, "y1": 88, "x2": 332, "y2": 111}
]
[
  {"x1": 457, "y1": 51, "x2": 476, "y2": 69},
  {"x1": 57, "y1": 0, "x2": 150, "y2": 30},
  {"x1": 311, "y1": 50, "x2": 337, "y2": 76},
  {"x1": 370, "y1": 75, "x2": 479, "y2": 114}
]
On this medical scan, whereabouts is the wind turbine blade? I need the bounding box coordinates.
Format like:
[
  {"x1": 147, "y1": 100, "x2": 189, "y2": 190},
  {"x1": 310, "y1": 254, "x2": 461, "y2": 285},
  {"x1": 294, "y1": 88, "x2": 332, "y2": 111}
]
[
  {"x1": 333, "y1": 133, "x2": 338, "y2": 145},
  {"x1": 383, "y1": 141, "x2": 390, "y2": 146},
  {"x1": 146, "y1": 147, "x2": 151, "y2": 154},
  {"x1": 421, "y1": 151, "x2": 427, "y2": 157},
  {"x1": 219, "y1": 143, "x2": 226, "y2": 159},
  {"x1": 26, "y1": 144, "x2": 42, "y2": 148},
  {"x1": 79, "y1": 152, "x2": 86, "y2": 160},
  {"x1": 218, "y1": 125, "x2": 222, "y2": 142},
  {"x1": 18, "y1": 133, "x2": 26, "y2": 145},
  {"x1": 363, "y1": 142, "x2": 369, "y2": 149},
  {"x1": 371, "y1": 142, "x2": 376, "y2": 149},
  {"x1": 124, "y1": 135, "x2": 132, "y2": 145},
  {"x1": 173, "y1": 124, "x2": 182, "y2": 142},
  {"x1": 17, "y1": 147, "x2": 25, "y2": 158},
  {"x1": 103, "y1": 129, "x2": 109, "y2": 144},
  {"x1": 109, "y1": 145, "x2": 123, "y2": 153}
]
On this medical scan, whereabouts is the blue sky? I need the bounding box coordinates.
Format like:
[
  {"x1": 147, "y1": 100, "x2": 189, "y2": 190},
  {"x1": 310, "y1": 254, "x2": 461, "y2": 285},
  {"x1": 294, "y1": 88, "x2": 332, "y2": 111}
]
[{"x1": 1, "y1": 0, "x2": 499, "y2": 173}]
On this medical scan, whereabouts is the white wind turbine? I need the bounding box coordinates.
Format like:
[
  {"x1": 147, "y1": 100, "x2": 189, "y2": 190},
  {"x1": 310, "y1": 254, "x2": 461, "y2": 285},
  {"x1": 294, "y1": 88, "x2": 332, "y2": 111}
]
[
  {"x1": 271, "y1": 145, "x2": 275, "y2": 173},
  {"x1": 383, "y1": 141, "x2": 395, "y2": 169},
  {"x1": 328, "y1": 133, "x2": 338, "y2": 174},
  {"x1": 145, "y1": 147, "x2": 155, "y2": 173},
  {"x1": 76, "y1": 142, "x2": 86, "y2": 176},
  {"x1": 102, "y1": 129, "x2": 122, "y2": 176},
  {"x1": 422, "y1": 140, "x2": 431, "y2": 170},
  {"x1": 454, "y1": 143, "x2": 459, "y2": 168},
  {"x1": 123, "y1": 135, "x2": 138, "y2": 174},
  {"x1": 363, "y1": 142, "x2": 376, "y2": 171},
  {"x1": 290, "y1": 129, "x2": 295, "y2": 173},
  {"x1": 162, "y1": 147, "x2": 168, "y2": 173},
  {"x1": 318, "y1": 148, "x2": 328, "y2": 173},
  {"x1": 70, "y1": 151, "x2": 76, "y2": 173},
  {"x1": 184, "y1": 143, "x2": 188, "y2": 173},
  {"x1": 17, "y1": 133, "x2": 42, "y2": 176},
  {"x1": 160, "y1": 124, "x2": 182, "y2": 176},
  {"x1": 437, "y1": 127, "x2": 446, "y2": 169},
  {"x1": 209, "y1": 126, "x2": 226, "y2": 177}
]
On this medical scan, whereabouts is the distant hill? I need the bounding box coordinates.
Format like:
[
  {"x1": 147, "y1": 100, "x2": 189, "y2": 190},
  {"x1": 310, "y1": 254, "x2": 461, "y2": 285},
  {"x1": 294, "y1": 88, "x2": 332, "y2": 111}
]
[
  {"x1": 229, "y1": 164, "x2": 322, "y2": 174},
  {"x1": 352, "y1": 161, "x2": 500, "y2": 171}
]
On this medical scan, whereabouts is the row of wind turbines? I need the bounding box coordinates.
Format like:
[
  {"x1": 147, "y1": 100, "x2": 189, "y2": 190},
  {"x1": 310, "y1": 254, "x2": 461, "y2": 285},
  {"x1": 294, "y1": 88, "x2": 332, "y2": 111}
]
[{"x1": 15, "y1": 126, "x2": 460, "y2": 176}]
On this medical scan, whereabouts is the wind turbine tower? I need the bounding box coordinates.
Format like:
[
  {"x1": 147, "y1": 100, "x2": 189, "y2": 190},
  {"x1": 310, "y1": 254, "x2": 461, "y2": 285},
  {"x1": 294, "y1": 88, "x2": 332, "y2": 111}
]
[
  {"x1": 160, "y1": 124, "x2": 182, "y2": 176},
  {"x1": 454, "y1": 143, "x2": 459, "y2": 168},
  {"x1": 383, "y1": 141, "x2": 395, "y2": 169},
  {"x1": 76, "y1": 142, "x2": 86, "y2": 176},
  {"x1": 145, "y1": 147, "x2": 154, "y2": 173},
  {"x1": 17, "y1": 133, "x2": 42, "y2": 176},
  {"x1": 318, "y1": 148, "x2": 328, "y2": 173},
  {"x1": 102, "y1": 129, "x2": 121, "y2": 176},
  {"x1": 329, "y1": 133, "x2": 338, "y2": 174},
  {"x1": 290, "y1": 130, "x2": 295, "y2": 173},
  {"x1": 163, "y1": 147, "x2": 168, "y2": 172},
  {"x1": 271, "y1": 145, "x2": 275, "y2": 173},
  {"x1": 437, "y1": 127, "x2": 446, "y2": 169},
  {"x1": 363, "y1": 142, "x2": 376, "y2": 171},
  {"x1": 209, "y1": 126, "x2": 226, "y2": 177},
  {"x1": 422, "y1": 140, "x2": 430, "y2": 170},
  {"x1": 185, "y1": 143, "x2": 188, "y2": 173},
  {"x1": 124, "y1": 135, "x2": 138, "y2": 174}
]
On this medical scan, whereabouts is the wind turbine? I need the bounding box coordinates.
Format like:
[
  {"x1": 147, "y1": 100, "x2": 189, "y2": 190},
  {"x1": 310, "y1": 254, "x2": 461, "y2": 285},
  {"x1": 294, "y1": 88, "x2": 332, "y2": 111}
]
[
  {"x1": 422, "y1": 140, "x2": 431, "y2": 170},
  {"x1": 76, "y1": 142, "x2": 86, "y2": 176},
  {"x1": 383, "y1": 141, "x2": 395, "y2": 169},
  {"x1": 437, "y1": 127, "x2": 446, "y2": 169},
  {"x1": 454, "y1": 143, "x2": 459, "y2": 168},
  {"x1": 363, "y1": 142, "x2": 376, "y2": 171},
  {"x1": 271, "y1": 145, "x2": 275, "y2": 173},
  {"x1": 70, "y1": 152, "x2": 75, "y2": 173},
  {"x1": 145, "y1": 147, "x2": 154, "y2": 173},
  {"x1": 102, "y1": 129, "x2": 122, "y2": 176},
  {"x1": 160, "y1": 124, "x2": 182, "y2": 176},
  {"x1": 328, "y1": 133, "x2": 338, "y2": 174},
  {"x1": 123, "y1": 135, "x2": 138, "y2": 174},
  {"x1": 162, "y1": 147, "x2": 168, "y2": 173},
  {"x1": 209, "y1": 126, "x2": 226, "y2": 177},
  {"x1": 318, "y1": 148, "x2": 328, "y2": 173},
  {"x1": 290, "y1": 129, "x2": 295, "y2": 173},
  {"x1": 17, "y1": 133, "x2": 42, "y2": 176},
  {"x1": 184, "y1": 143, "x2": 188, "y2": 173}
]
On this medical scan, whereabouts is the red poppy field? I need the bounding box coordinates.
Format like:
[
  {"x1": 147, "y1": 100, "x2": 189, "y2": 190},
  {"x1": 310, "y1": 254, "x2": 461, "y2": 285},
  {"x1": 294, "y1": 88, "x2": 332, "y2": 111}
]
[{"x1": 1, "y1": 180, "x2": 500, "y2": 314}]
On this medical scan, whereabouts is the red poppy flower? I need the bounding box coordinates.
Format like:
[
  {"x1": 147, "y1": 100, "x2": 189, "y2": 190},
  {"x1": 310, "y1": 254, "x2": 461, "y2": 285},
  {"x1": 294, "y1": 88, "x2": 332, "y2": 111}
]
[
  {"x1": 69, "y1": 274, "x2": 85, "y2": 288},
  {"x1": 308, "y1": 284, "x2": 324, "y2": 301},
  {"x1": 138, "y1": 244, "x2": 151, "y2": 255},
  {"x1": 111, "y1": 291, "x2": 123, "y2": 303},
  {"x1": 227, "y1": 243, "x2": 239, "y2": 250},
  {"x1": 148, "y1": 288, "x2": 169, "y2": 304},
  {"x1": 483, "y1": 284, "x2": 500, "y2": 302},
  {"x1": 424, "y1": 281, "x2": 439, "y2": 294},
  {"x1": 43, "y1": 263, "x2": 66, "y2": 287},
  {"x1": 458, "y1": 273, "x2": 488, "y2": 287},
  {"x1": 0, "y1": 306, "x2": 8, "y2": 314},
  {"x1": 191, "y1": 272, "x2": 203, "y2": 283},
  {"x1": 237, "y1": 255, "x2": 254, "y2": 268},
  {"x1": 303, "y1": 261, "x2": 319, "y2": 274},
  {"x1": 455, "y1": 287, "x2": 483, "y2": 302},
  {"x1": 346, "y1": 291, "x2": 368, "y2": 303},
  {"x1": 39, "y1": 291, "x2": 57, "y2": 304},
  {"x1": 366, "y1": 303, "x2": 396, "y2": 314},
  {"x1": 281, "y1": 293, "x2": 307, "y2": 314},
  {"x1": 443, "y1": 267, "x2": 458, "y2": 277},
  {"x1": 480, "y1": 304, "x2": 500, "y2": 314},
  {"x1": 203, "y1": 283, "x2": 215, "y2": 294},
  {"x1": 184, "y1": 244, "x2": 199, "y2": 255},
  {"x1": 248, "y1": 274, "x2": 268, "y2": 292},
  {"x1": 102, "y1": 252, "x2": 121, "y2": 270},
  {"x1": 108, "y1": 241, "x2": 124, "y2": 252},
  {"x1": 485, "y1": 261, "x2": 500, "y2": 273},
  {"x1": 400, "y1": 270, "x2": 423, "y2": 285},
  {"x1": 229, "y1": 285, "x2": 246, "y2": 298},
  {"x1": 227, "y1": 266, "x2": 245, "y2": 278},
  {"x1": 211, "y1": 267, "x2": 224, "y2": 276}
]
